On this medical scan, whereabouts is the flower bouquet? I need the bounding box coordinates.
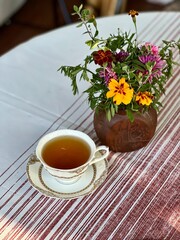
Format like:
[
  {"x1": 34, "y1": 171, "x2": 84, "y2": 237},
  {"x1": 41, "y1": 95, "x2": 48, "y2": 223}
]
[
  {"x1": 58, "y1": 5, "x2": 179, "y2": 152},
  {"x1": 59, "y1": 6, "x2": 179, "y2": 122}
]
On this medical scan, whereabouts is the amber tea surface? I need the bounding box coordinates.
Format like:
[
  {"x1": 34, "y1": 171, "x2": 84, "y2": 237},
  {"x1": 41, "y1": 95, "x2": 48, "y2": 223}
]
[{"x1": 42, "y1": 136, "x2": 90, "y2": 169}]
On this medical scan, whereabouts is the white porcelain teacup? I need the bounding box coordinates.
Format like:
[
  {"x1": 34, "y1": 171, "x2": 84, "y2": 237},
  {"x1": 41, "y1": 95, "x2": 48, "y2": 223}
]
[{"x1": 36, "y1": 129, "x2": 109, "y2": 184}]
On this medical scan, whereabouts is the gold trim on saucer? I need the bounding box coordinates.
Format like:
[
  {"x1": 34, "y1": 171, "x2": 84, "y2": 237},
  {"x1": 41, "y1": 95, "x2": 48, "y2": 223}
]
[
  {"x1": 26, "y1": 153, "x2": 108, "y2": 199},
  {"x1": 39, "y1": 164, "x2": 96, "y2": 196}
]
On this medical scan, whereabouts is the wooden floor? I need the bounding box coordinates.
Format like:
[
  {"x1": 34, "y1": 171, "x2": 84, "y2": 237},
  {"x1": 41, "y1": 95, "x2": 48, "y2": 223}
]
[{"x1": 0, "y1": 0, "x2": 179, "y2": 55}]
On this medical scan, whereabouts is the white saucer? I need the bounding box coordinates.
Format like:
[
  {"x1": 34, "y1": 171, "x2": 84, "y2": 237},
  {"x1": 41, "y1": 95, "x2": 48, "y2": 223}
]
[{"x1": 26, "y1": 153, "x2": 108, "y2": 199}]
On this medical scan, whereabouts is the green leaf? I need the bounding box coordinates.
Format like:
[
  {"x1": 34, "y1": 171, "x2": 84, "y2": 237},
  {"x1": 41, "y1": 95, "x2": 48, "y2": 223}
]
[
  {"x1": 85, "y1": 40, "x2": 93, "y2": 47},
  {"x1": 94, "y1": 30, "x2": 99, "y2": 38},
  {"x1": 126, "y1": 109, "x2": 134, "y2": 122},
  {"x1": 111, "y1": 104, "x2": 115, "y2": 117},
  {"x1": 106, "y1": 109, "x2": 112, "y2": 122},
  {"x1": 82, "y1": 9, "x2": 90, "y2": 16},
  {"x1": 73, "y1": 5, "x2": 79, "y2": 12},
  {"x1": 114, "y1": 104, "x2": 118, "y2": 113},
  {"x1": 82, "y1": 70, "x2": 89, "y2": 81},
  {"x1": 93, "y1": 39, "x2": 102, "y2": 48},
  {"x1": 122, "y1": 65, "x2": 128, "y2": 71},
  {"x1": 79, "y1": 4, "x2": 83, "y2": 11},
  {"x1": 76, "y1": 22, "x2": 83, "y2": 28},
  {"x1": 132, "y1": 60, "x2": 146, "y2": 68},
  {"x1": 93, "y1": 19, "x2": 97, "y2": 28},
  {"x1": 88, "y1": 18, "x2": 95, "y2": 23}
]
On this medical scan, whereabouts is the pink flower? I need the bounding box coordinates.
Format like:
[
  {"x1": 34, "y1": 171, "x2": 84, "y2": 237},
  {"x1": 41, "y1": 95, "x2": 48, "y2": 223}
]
[
  {"x1": 138, "y1": 54, "x2": 165, "y2": 82},
  {"x1": 145, "y1": 42, "x2": 159, "y2": 55},
  {"x1": 151, "y1": 45, "x2": 159, "y2": 55},
  {"x1": 99, "y1": 67, "x2": 117, "y2": 85}
]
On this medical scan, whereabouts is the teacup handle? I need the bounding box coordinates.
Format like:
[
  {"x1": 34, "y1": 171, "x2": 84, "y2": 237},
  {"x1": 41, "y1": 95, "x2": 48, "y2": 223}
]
[{"x1": 89, "y1": 145, "x2": 109, "y2": 165}]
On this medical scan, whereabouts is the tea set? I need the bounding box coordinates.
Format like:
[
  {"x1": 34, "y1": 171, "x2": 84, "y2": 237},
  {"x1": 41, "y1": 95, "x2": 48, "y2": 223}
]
[{"x1": 26, "y1": 129, "x2": 109, "y2": 199}]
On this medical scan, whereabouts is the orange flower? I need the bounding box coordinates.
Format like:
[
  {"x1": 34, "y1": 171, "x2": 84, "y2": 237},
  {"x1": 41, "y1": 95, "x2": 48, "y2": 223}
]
[
  {"x1": 106, "y1": 78, "x2": 133, "y2": 105},
  {"x1": 128, "y1": 10, "x2": 139, "y2": 18},
  {"x1": 136, "y1": 91, "x2": 153, "y2": 106},
  {"x1": 129, "y1": 10, "x2": 139, "y2": 27}
]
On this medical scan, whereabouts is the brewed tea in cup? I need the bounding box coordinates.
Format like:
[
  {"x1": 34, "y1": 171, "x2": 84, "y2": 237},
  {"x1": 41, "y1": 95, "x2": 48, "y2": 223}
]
[{"x1": 36, "y1": 129, "x2": 109, "y2": 184}]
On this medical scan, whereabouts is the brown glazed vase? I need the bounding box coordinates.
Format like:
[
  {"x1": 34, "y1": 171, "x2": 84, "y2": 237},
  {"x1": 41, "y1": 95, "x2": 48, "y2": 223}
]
[{"x1": 93, "y1": 108, "x2": 157, "y2": 152}]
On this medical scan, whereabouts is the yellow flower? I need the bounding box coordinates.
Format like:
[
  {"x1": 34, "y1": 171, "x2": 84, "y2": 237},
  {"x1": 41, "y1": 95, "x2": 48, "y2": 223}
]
[
  {"x1": 136, "y1": 91, "x2": 153, "y2": 106},
  {"x1": 106, "y1": 78, "x2": 133, "y2": 105}
]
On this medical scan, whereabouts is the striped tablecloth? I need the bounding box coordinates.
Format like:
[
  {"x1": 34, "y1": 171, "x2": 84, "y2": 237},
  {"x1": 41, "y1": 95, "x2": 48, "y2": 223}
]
[{"x1": 0, "y1": 12, "x2": 179, "y2": 240}]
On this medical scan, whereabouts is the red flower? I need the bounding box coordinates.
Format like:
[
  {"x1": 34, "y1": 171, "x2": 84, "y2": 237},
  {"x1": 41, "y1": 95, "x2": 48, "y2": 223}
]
[{"x1": 93, "y1": 50, "x2": 113, "y2": 66}]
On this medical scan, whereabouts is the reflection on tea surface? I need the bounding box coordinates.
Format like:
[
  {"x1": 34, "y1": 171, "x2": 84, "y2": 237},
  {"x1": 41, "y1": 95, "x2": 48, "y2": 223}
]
[{"x1": 42, "y1": 136, "x2": 90, "y2": 169}]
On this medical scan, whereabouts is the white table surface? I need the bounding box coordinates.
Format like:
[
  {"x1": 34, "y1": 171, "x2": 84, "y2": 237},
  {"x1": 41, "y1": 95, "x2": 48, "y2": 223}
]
[{"x1": 0, "y1": 12, "x2": 180, "y2": 240}]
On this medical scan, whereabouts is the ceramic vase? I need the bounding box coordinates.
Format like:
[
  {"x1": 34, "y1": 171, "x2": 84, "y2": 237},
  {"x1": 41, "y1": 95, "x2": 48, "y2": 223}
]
[{"x1": 93, "y1": 108, "x2": 157, "y2": 152}]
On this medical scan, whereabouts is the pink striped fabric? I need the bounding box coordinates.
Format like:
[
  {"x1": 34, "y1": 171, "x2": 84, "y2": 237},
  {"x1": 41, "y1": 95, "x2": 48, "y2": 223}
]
[{"x1": 0, "y1": 12, "x2": 180, "y2": 240}]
